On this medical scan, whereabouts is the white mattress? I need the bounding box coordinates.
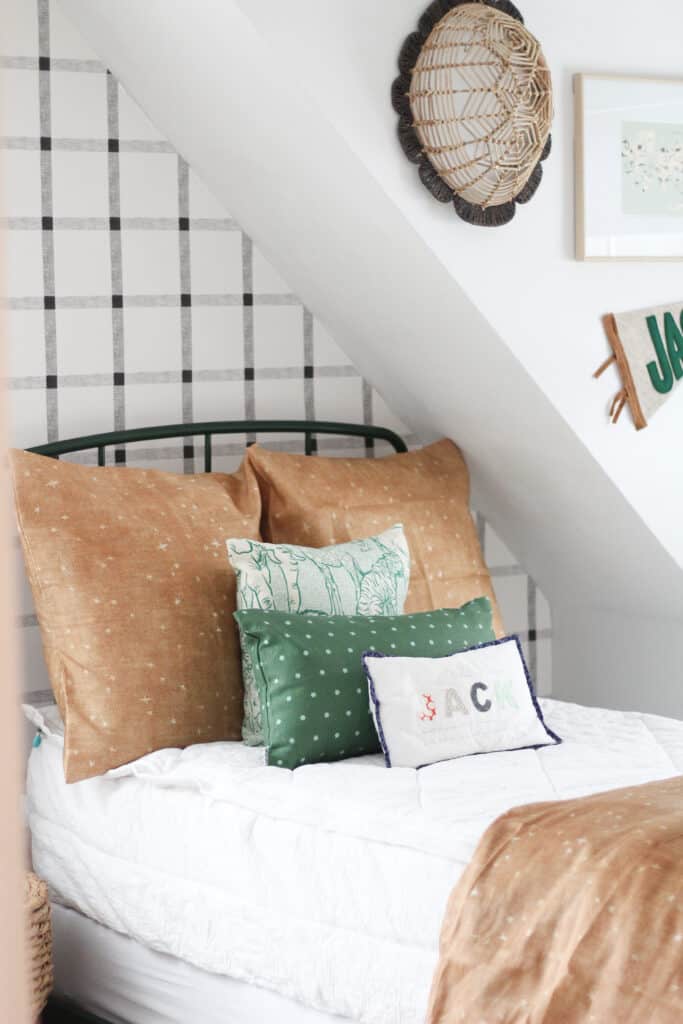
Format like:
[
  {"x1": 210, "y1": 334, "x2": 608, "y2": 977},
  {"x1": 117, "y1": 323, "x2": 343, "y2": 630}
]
[{"x1": 26, "y1": 699, "x2": 683, "y2": 1024}]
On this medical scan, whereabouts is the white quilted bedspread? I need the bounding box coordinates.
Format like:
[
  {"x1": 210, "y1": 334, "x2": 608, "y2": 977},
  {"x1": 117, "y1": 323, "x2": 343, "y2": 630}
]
[{"x1": 25, "y1": 699, "x2": 683, "y2": 1024}]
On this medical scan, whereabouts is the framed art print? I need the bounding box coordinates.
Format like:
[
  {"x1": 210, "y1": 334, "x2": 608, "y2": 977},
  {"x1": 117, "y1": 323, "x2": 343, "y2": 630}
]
[{"x1": 575, "y1": 74, "x2": 683, "y2": 261}]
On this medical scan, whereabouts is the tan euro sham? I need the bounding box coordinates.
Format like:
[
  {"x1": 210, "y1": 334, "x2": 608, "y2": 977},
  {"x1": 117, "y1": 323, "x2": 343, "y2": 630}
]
[
  {"x1": 246, "y1": 439, "x2": 503, "y2": 633},
  {"x1": 10, "y1": 450, "x2": 261, "y2": 782}
]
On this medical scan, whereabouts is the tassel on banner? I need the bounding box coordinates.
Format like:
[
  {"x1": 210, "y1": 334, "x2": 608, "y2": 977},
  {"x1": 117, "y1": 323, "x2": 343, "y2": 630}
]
[
  {"x1": 608, "y1": 389, "x2": 627, "y2": 424},
  {"x1": 593, "y1": 353, "x2": 616, "y2": 379}
]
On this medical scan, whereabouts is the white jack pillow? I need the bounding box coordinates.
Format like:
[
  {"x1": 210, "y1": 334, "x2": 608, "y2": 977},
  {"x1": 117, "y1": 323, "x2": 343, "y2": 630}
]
[{"x1": 363, "y1": 635, "x2": 560, "y2": 769}]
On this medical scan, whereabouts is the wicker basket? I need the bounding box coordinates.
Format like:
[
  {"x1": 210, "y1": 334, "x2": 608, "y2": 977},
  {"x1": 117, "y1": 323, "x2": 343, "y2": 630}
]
[
  {"x1": 409, "y1": 3, "x2": 552, "y2": 210},
  {"x1": 24, "y1": 873, "x2": 53, "y2": 1019},
  {"x1": 393, "y1": 0, "x2": 553, "y2": 225}
]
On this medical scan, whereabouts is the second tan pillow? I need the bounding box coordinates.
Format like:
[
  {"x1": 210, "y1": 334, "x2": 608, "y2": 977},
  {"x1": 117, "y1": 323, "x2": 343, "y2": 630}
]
[{"x1": 246, "y1": 439, "x2": 503, "y2": 634}]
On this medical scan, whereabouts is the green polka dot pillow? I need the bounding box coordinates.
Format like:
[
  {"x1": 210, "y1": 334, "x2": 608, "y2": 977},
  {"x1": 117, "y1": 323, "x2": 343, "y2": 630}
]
[
  {"x1": 234, "y1": 597, "x2": 494, "y2": 769},
  {"x1": 228, "y1": 525, "x2": 410, "y2": 745}
]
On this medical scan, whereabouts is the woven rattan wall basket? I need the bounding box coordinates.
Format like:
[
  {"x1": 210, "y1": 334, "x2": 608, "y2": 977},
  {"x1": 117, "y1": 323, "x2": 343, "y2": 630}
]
[{"x1": 392, "y1": 0, "x2": 553, "y2": 226}]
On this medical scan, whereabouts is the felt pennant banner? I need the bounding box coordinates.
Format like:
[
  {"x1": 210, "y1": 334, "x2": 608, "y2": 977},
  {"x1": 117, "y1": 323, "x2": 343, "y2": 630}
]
[{"x1": 595, "y1": 300, "x2": 683, "y2": 430}]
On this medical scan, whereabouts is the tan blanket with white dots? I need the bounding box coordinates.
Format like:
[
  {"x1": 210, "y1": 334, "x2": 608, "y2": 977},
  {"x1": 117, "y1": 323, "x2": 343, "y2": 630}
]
[{"x1": 427, "y1": 775, "x2": 683, "y2": 1024}]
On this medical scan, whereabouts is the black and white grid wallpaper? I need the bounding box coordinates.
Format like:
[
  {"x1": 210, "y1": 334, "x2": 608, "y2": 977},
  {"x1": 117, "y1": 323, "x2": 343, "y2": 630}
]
[{"x1": 3, "y1": 0, "x2": 552, "y2": 710}]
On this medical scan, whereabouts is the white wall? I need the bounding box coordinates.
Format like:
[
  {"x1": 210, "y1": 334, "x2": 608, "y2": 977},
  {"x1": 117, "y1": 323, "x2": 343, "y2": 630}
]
[
  {"x1": 241, "y1": 0, "x2": 683, "y2": 569},
  {"x1": 2, "y1": 0, "x2": 553, "y2": 718},
  {"x1": 56, "y1": 0, "x2": 683, "y2": 718}
]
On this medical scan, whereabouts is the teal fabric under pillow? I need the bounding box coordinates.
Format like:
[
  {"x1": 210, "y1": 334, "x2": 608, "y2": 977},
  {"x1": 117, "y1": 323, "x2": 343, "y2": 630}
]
[{"x1": 234, "y1": 598, "x2": 494, "y2": 769}]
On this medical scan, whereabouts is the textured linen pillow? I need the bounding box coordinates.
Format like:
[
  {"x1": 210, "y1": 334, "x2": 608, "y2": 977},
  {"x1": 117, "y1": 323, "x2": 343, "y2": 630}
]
[
  {"x1": 235, "y1": 597, "x2": 494, "y2": 769},
  {"x1": 363, "y1": 636, "x2": 560, "y2": 769},
  {"x1": 228, "y1": 524, "x2": 411, "y2": 744},
  {"x1": 10, "y1": 449, "x2": 261, "y2": 782},
  {"x1": 246, "y1": 439, "x2": 503, "y2": 634}
]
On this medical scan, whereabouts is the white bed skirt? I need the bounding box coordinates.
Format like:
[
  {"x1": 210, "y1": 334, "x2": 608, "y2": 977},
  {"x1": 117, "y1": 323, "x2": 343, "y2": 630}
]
[{"x1": 52, "y1": 902, "x2": 353, "y2": 1024}]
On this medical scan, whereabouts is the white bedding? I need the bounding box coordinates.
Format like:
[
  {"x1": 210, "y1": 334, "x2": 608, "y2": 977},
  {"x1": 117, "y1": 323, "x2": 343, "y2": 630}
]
[{"x1": 26, "y1": 699, "x2": 683, "y2": 1024}]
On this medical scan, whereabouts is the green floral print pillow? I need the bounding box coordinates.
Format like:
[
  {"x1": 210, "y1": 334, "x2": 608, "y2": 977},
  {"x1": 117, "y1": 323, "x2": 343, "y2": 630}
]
[{"x1": 228, "y1": 525, "x2": 410, "y2": 744}]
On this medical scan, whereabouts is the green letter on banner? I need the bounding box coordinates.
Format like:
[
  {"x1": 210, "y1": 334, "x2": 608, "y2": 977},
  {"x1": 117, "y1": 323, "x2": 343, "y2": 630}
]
[
  {"x1": 646, "y1": 315, "x2": 674, "y2": 394},
  {"x1": 664, "y1": 312, "x2": 683, "y2": 380}
]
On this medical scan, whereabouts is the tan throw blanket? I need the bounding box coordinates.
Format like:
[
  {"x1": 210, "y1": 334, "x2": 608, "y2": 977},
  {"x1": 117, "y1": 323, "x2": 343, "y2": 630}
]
[{"x1": 428, "y1": 776, "x2": 683, "y2": 1024}]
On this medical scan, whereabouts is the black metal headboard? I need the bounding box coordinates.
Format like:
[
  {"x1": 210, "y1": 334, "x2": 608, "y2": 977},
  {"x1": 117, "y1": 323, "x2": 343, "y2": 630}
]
[{"x1": 27, "y1": 419, "x2": 408, "y2": 470}]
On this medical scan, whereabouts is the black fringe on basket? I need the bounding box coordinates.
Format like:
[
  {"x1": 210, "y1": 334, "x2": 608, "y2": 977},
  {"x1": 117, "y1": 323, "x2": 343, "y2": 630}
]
[
  {"x1": 398, "y1": 32, "x2": 423, "y2": 77},
  {"x1": 453, "y1": 196, "x2": 517, "y2": 226},
  {"x1": 515, "y1": 161, "x2": 543, "y2": 204},
  {"x1": 391, "y1": 74, "x2": 412, "y2": 117},
  {"x1": 419, "y1": 160, "x2": 456, "y2": 203},
  {"x1": 397, "y1": 115, "x2": 423, "y2": 164},
  {"x1": 392, "y1": 0, "x2": 550, "y2": 226},
  {"x1": 417, "y1": 0, "x2": 469, "y2": 38}
]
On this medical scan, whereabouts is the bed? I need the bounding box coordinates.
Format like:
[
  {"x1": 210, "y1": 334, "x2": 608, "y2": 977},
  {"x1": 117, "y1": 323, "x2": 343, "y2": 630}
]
[
  {"x1": 20, "y1": 420, "x2": 683, "y2": 1024},
  {"x1": 28, "y1": 698, "x2": 683, "y2": 1024}
]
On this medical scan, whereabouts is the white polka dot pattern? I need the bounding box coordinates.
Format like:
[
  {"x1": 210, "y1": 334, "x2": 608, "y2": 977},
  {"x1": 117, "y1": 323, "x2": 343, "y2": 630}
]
[
  {"x1": 247, "y1": 439, "x2": 504, "y2": 635},
  {"x1": 428, "y1": 773, "x2": 683, "y2": 1024},
  {"x1": 10, "y1": 448, "x2": 262, "y2": 782}
]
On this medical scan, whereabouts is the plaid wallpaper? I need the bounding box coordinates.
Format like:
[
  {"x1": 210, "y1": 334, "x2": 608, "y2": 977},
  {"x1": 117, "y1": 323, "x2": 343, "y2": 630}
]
[{"x1": 2, "y1": 0, "x2": 551, "y2": 712}]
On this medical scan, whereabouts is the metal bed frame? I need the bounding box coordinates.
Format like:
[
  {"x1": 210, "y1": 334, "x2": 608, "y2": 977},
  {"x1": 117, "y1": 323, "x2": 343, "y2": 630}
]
[{"x1": 27, "y1": 419, "x2": 408, "y2": 464}]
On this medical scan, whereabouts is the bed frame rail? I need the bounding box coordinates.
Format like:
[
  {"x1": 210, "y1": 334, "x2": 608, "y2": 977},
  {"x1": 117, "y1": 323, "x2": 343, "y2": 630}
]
[{"x1": 27, "y1": 419, "x2": 408, "y2": 468}]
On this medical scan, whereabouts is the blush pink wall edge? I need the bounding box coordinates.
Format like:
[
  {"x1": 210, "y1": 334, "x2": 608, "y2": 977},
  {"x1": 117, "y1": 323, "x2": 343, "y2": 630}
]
[{"x1": 0, "y1": 110, "x2": 30, "y2": 1023}]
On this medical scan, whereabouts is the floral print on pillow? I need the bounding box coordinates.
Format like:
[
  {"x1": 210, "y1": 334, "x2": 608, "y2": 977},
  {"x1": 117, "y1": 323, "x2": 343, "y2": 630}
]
[{"x1": 228, "y1": 525, "x2": 410, "y2": 744}]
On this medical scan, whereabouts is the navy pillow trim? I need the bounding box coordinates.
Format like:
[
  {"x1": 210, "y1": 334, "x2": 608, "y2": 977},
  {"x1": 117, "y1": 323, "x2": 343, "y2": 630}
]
[
  {"x1": 363, "y1": 634, "x2": 561, "y2": 770},
  {"x1": 363, "y1": 655, "x2": 392, "y2": 768},
  {"x1": 468, "y1": 634, "x2": 562, "y2": 747}
]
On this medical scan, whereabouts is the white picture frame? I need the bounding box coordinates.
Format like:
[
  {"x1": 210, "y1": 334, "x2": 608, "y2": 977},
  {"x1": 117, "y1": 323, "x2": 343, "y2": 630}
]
[{"x1": 575, "y1": 74, "x2": 683, "y2": 261}]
